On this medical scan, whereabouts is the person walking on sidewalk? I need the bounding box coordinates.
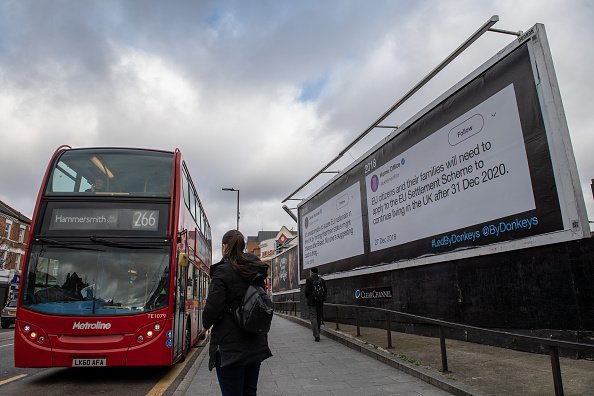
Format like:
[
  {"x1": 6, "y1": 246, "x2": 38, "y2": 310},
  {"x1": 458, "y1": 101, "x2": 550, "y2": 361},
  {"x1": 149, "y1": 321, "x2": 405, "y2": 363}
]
[
  {"x1": 305, "y1": 267, "x2": 327, "y2": 342},
  {"x1": 203, "y1": 230, "x2": 272, "y2": 396}
]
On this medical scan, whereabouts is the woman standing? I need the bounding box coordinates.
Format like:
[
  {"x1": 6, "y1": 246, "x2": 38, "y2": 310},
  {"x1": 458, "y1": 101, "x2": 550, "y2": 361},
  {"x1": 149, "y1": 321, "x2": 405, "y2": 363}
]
[{"x1": 203, "y1": 229, "x2": 272, "y2": 396}]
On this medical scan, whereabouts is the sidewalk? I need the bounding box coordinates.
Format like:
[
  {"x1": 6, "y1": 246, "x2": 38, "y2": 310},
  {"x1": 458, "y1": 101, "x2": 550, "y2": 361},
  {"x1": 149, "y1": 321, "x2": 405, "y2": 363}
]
[{"x1": 176, "y1": 315, "x2": 452, "y2": 395}]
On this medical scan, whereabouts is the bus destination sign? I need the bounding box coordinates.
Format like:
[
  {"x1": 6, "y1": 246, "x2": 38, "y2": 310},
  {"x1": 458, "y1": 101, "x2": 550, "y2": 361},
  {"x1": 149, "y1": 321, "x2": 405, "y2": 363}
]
[{"x1": 49, "y1": 208, "x2": 159, "y2": 231}]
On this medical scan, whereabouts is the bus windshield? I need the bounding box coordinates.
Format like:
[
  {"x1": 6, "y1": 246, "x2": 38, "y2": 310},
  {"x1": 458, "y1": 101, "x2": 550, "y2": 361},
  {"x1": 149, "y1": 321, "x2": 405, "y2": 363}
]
[
  {"x1": 45, "y1": 149, "x2": 173, "y2": 197},
  {"x1": 22, "y1": 244, "x2": 170, "y2": 315}
]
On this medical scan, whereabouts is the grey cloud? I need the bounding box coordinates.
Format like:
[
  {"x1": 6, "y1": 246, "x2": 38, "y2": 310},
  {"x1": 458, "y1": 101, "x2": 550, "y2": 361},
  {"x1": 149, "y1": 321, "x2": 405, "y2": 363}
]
[{"x1": 1, "y1": 0, "x2": 593, "y2": 246}]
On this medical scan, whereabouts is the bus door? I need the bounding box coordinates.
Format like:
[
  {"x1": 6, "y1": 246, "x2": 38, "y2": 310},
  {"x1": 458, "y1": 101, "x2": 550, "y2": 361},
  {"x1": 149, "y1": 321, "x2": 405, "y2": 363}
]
[{"x1": 173, "y1": 252, "x2": 188, "y2": 360}]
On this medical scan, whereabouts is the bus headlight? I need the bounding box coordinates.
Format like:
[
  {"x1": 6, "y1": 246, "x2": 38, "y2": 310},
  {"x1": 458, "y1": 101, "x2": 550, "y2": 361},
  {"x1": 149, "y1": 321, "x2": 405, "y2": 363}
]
[
  {"x1": 134, "y1": 320, "x2": 165, "y2": 344},
  {"x1": 21, "y1": 323, "x2": 48, "y2": 345}
]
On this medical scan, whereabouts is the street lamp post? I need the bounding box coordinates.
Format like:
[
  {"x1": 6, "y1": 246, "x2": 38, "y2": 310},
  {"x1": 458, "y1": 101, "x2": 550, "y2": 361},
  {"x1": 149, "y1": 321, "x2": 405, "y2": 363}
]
[{"x1": 222, "y1": 188, "x2": 240, "y2": 230}]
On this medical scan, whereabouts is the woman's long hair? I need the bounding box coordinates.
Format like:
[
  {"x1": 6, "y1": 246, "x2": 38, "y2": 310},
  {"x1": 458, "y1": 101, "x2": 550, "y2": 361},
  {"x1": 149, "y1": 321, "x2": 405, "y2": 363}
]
[{"x1": 222, "y1": 230, "x2": 269, "y2": 280}]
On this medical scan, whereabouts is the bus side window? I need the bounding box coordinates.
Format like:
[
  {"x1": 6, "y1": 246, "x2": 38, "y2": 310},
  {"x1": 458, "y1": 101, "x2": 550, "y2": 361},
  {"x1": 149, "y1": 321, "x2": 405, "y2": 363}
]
[
  {"x1": 183, "y1": 170, "x2": 191, "y2": 209},
  {"x1": 197, "y1": 272, "x2": 201, "y2": 302},
  {"x1": 186, "y1": 265, "x2": 193, "y2": 299},
  {"x1": 203, "y1": 273, "x2": 208, "y2": 300},
  {"x1": 193, "y1": 270, "x2": 197, "y2": 300}
]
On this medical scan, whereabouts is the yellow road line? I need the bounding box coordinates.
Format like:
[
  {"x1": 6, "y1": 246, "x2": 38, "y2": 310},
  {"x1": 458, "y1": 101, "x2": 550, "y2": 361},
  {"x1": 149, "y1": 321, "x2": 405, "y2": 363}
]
[
  {"x1": 146, "y1": 348, "x2": 196, "y2": 396},
  {"x1": 0, "y1": 374, "x2": 27, "y2": 386}
]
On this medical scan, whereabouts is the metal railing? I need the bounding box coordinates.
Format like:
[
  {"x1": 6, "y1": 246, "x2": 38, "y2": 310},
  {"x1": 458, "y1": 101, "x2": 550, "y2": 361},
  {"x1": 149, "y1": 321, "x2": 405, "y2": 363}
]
[
  {"x1": 274, "y1": 300, "x2": 299, "y2": 316},
  {"x1": 273, "y1": 301, "x2": 594, "y2": 396}
]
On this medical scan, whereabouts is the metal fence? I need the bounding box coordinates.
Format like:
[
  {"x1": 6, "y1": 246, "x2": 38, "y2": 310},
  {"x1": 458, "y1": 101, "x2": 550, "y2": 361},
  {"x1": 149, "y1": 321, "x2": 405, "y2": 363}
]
[{"x1": 273, "y1": 300, "x2": 594, "y2": 396}]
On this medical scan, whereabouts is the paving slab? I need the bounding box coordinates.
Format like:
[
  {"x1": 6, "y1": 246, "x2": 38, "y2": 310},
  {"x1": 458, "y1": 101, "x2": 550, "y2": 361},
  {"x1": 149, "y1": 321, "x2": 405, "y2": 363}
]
[
  {"x1": 177, "y1": 315, "x2": 452, "y2": 395},
  {"x1": 176, "y1": 312, "x2": 594, "y2": 395}
]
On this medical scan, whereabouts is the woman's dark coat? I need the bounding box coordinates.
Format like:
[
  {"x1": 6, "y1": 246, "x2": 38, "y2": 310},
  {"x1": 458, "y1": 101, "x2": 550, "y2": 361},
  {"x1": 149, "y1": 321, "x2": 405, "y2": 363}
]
[{"x1": 202, "y1": 258, "x2": 272, "y2": 370}]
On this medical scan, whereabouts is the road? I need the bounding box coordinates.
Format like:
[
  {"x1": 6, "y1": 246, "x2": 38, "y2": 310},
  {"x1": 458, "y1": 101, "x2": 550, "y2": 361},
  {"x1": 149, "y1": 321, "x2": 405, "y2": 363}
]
[{"x1": 0, "y1": 327, "x2": 203, "y2": 396}]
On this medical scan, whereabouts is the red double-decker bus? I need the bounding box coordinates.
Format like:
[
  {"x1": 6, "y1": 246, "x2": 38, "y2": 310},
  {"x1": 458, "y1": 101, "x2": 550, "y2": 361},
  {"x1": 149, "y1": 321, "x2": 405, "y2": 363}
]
[{"x1": 15, "y1": 146, "x2": 212, "y2": 367}]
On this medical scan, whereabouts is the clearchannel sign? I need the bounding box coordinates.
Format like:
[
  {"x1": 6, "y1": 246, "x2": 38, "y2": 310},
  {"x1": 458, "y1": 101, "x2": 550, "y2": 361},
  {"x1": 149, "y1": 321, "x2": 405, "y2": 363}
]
[{"x1": 354, "y1": 286, "x2": 393, "y2": 300}]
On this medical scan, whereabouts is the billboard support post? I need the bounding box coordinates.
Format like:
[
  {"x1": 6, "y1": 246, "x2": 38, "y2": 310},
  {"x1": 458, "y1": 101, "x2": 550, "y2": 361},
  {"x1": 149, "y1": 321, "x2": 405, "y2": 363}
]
[
  {"x1": 282, "y1": 15, "x2": 500, "y2": 203},
  {"x1": 488, "y1": 27, "x2": 522, "y2": 36}
]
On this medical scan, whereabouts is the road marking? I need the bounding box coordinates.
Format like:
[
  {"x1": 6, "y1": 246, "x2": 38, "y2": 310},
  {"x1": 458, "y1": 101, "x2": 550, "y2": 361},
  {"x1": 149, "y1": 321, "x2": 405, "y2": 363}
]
[
  {"x1": 146, "y1": 348, "x2": 196, "y2": 396},
  {"x1": 0, "y1": 374, "x2": 27, "y2": 386},
  {"x1": 0, "y1": 343, "x2": 14, "y2": 348}
]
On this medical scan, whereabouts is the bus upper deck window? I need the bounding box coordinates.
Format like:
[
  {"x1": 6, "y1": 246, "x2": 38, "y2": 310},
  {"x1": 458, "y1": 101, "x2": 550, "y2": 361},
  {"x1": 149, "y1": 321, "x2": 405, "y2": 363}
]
[{"x1": 45, "y1": 149, "x2": 173, "y2": 197}]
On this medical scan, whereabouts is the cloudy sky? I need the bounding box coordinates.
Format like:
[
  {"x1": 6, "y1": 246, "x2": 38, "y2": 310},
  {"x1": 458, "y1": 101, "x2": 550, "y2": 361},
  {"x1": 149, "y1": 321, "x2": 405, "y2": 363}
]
[{"x1": 1, "y1": 0, "x2": 593, "y2": 260}]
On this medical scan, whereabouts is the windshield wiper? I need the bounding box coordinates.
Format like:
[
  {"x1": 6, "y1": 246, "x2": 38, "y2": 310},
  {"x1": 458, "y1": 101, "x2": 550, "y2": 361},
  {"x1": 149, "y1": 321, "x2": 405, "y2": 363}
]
[
  {"x1": 89, "y1": 236, "x2": 164, "y2": 249},
  {"x1": 35, "y1": 237, "x2": 102, "y2": 251}
]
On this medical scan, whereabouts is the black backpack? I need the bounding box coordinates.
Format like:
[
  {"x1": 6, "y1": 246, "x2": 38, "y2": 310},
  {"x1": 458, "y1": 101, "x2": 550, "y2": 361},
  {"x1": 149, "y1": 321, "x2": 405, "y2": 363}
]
[
  {"x1": 312, "y1": 277, "x2": 327, "y2": 303},
  {"x1": 231, "y1": 277, "x2": 274, "y2": 334}
]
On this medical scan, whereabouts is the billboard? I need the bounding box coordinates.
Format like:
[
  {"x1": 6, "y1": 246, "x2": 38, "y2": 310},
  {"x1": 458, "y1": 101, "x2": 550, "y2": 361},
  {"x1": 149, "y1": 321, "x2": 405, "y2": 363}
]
[
  {"x1": 271, "y1": 245, "x2": 300, "y2": 294},
  {"x1": 298, "y1": 24, "x2": 588, "y2": 278},
  {"x1": 302, "y1": 182, "x2": 365, "y2": 269}
]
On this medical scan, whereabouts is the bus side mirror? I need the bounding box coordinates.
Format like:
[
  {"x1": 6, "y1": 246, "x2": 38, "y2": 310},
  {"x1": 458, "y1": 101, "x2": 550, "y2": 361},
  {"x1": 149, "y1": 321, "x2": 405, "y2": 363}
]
[{"x1": 178, "y1": 252, "x2": 189, "y2": 267}]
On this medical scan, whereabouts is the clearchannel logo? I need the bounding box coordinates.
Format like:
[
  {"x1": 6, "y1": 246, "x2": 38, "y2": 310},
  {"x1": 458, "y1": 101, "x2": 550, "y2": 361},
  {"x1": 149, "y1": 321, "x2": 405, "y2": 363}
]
[
  {"x1": 354, "y1": 287, "x2": 393, "y2": 300},
  {"x1": 72, "y1": 321, "x2": 112, "y2": 330}
]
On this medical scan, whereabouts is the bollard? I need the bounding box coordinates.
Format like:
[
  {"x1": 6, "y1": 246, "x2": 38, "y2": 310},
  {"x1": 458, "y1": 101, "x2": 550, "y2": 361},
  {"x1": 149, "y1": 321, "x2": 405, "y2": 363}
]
[
  {"x1": 335, "y1": 306, "x2": 340, "y2": 330},
  {"x1": 439, "y1": 326, "x2": 449, "y2": 373},
  {"x1": 356, "y1": 306, "x2": 361, "y2": 337},
  {"x1": 386, "y1": 313, "x2": 393, "y2": 349},
  {"x1": 549, "y1": 346, "x2": 564, "y2": 396}
]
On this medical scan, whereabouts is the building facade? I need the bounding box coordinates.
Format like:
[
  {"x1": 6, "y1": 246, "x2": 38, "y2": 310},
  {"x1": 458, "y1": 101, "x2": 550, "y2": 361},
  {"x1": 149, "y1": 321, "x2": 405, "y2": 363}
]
[
  {"x1": 246, "y1": 230, "x2": 278, "y2": 257},
  {"x1": 257, "y1": 226, "x2": 297, "y2": 261},
  {"x1": 0, "y1": 199, "x2": 31, "y2": 305},
  {"x1": 246, "y1": 227, "x2": 298, "y2": 294}
]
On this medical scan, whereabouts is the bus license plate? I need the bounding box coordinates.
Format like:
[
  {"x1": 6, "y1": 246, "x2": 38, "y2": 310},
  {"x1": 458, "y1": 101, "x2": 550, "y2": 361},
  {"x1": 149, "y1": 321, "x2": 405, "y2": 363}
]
[{"x1": 72, "y1": 358, "x2": 106, "y2": 367}]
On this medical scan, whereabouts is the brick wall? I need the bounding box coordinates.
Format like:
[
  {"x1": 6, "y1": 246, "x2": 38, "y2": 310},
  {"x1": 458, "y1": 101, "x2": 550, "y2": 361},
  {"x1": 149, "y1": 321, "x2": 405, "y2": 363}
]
[{"x1": 0, "y1": 214, "x2": 29, "y2": 272}]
